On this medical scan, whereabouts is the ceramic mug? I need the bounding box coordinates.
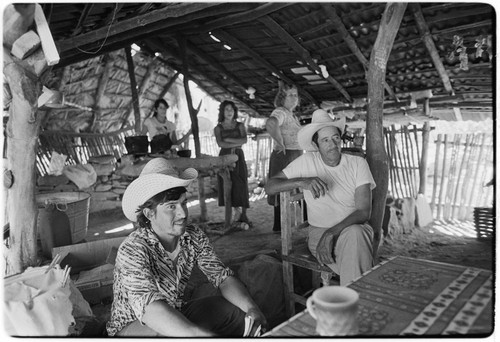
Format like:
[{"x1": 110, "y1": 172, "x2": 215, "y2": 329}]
[{"x1": 306, "y1": 286, "x2": 359, "y2": 336}]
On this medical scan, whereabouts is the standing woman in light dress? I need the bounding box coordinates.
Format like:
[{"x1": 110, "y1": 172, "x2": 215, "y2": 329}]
[
  {"x1": 265, "y1": 81, "x2": 303, "y2": 232},
  {"x1": 214, "y1": 100, "x2": 251, "y2": 224}
]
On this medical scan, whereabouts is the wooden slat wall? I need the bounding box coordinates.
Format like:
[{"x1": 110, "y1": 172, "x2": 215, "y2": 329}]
[
  {"x1": 428, "y1": 133, "x2": 493, "y2": 221},
  {"x1": 384, "y1": 125, "x2": 421, "y2": 199}
]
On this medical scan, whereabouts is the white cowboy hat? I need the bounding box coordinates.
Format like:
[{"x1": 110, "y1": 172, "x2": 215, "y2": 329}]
[
  {"x1": 122, "y1": 158, "x2": 198, "y2": 221},
  {"x1": 297, "y1": 109, "x2": 346, "y2": 152}
]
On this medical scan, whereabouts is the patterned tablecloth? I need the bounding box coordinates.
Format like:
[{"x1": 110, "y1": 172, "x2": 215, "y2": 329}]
[{"x1": 266, "y1": 256, "x2": 493, "y2": 337}]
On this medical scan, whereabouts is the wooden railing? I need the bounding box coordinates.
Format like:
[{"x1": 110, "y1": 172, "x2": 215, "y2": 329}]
[
  {"x1": 187, "y1": 132, "x2": 273, "y2": 182},
  {"x1": 36, "y1": 129, "x2": 274, "y2": 182}
]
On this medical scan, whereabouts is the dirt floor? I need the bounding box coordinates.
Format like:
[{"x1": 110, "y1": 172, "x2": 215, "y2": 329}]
[{"x1": 88, "y1": 191, "x2": 494, "y2": 271}]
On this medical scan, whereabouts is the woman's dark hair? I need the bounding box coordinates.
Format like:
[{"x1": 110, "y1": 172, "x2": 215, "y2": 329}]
[
  {"x1": 217, "y1": 100, "x2": 238, "y2": 123},
  {"x1": 136, "y1": 186, "x2": 187, "y2": 227},
  {"x1": 152, "y1": 99, "x2": 169, "y2": 117}
]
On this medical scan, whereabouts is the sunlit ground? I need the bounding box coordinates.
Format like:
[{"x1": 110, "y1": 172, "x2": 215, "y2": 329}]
[
  {"x1": 94, "y1": 189, "x2": 479, "y2": 239},
  {"x1": 429, "y1": 219, "x2": 477, "y2": 238}
]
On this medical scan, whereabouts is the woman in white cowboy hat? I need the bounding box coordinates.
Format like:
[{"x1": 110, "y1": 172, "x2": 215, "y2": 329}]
[
  {"x1": 265, "y1": 109, "x2": 376, "y2": 286},
  {"x1": 106, "y1": 158, "x2": 266, "y2": 337},
  {"x1": 265, "y1": 81, "x2": 304, "y2": 232}
]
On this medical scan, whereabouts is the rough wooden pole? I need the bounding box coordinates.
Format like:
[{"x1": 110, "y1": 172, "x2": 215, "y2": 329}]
[
  {"x1": 3, "y1": 4, "x2": 42, "y2": 275},
  {"x1": 177, "y1": 35, "x2": 210, "y2": 222},
  {"x1": 366, "y1": 2, "x2": 407, "y2": 263},
  {"x1": 220, "y1": 169, "x2": 233, "y2": 229},
  {"x1": 418, "y1": 122, "x2": 431, "y2": 194},
  {"x1": 90, "y1": 53, "x2": 114, "y2": 132},
  {"x1": 124, "y1": 46, "x2": 141, "y2": 133},
  {"x1": 177, "y1": 35, "x2": 200, "y2": 157}
]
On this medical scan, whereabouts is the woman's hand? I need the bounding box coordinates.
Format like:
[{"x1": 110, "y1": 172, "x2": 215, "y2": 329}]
[{"x1": 275, "y1": 142, "x2": 286, "y2": 155}]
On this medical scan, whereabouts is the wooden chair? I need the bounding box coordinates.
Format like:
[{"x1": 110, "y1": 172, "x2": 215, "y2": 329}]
[{"x1": 279, "y1": 189, "x2": 336, "y2": 317}]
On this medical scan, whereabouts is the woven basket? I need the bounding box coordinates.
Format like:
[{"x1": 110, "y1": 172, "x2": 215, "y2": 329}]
[
  {"x1": 36, "y1": 192, "x2": 91, "y2": 243},
  {"x1": 473, "y1": 207, "x2": 494, "y2": 241}
]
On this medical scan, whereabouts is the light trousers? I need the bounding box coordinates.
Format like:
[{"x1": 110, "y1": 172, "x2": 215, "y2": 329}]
[{"x1": 308, "y1": 223, "x2": 374, "y2": 286}]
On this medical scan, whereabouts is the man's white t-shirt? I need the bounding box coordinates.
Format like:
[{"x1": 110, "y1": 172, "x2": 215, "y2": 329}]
[{"x1": 282, "y1": 152, "x2": 376, "y2": 228}]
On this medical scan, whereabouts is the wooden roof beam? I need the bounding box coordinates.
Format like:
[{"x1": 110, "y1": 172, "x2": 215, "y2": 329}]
[
  {"x1": 410, "y1": 4, "x2": 453, "y2": 94},
  {"x1": 57, "y1": 3, "x2": 222, "y2": 53},
  {"x1": 213, "y1": 29, "x2": 318, "y2": 107},
  {"x1": 71, "y1": 3, "x2": 94, "y2": 37},
  {"x1": 184, "y1": 3, "x2": 292, "y2": 34},
  {"x1": 322, "y1": 4, "x2": 399, "y2": 102},
  {"x1": 259, "y1": 15, "x2": 353, "y2": 103},
  {"x1": 410, "y1": 3, "x2": 462, "y2": 120},
  {"x1": 181, "y1": 37, "x2": 274, "y2": 108},
  {"x1": 145, "y1": 38, "x2": 261, "y2": 115},
  {"x1": 122, "y1": 59, "x2": 159, "y2": 127}
]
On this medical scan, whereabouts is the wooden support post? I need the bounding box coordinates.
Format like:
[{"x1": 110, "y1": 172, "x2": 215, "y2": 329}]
[
  {"x1": 90, "y1": 53, "x2": 114, "y2": 132},
  {"x1": 220, "y1": 168, "x2": 233, "y2": 230},
  {"x1": 197, "y1": 177, "x2": 207, "y2": 223},
  {"x1": 177, "y1": 35, "x2": 200, "y2": 157},
  {"x1": 124, "y1": 46, "x2": 141, "y2": 133},
  {"x1": 366, "y1": 3, "x2": 406, "y2": 263},
  {"x1": 451, "y1": 134, "x2": 472, "y2": 218},
  {"x1": 419, "y1": 122, "x2": 430, "y2": 195},
  {"x1": 430, "y1": 134, "x2": 441, "y2": 214},
  {"x1": 437, "y1": 135, "x2": 449, "y2": 220},
  {"x1": 124, "y1": 59, "x2": 158, "y2": 126},
  {"x1": 158, "y1": 71, "x2": 180, "y2": 100},
  {"x1": 3, "y1": 3, "x2": 44, "y2": 275}
]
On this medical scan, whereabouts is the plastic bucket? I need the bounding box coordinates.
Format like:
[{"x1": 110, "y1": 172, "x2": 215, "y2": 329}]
[{"x1": 36, "y1": 192, "x2": 91, "y2": 243}]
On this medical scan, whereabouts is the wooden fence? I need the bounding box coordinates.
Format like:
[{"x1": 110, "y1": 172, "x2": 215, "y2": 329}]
[
  {"x1": 187, "y1": 132, "x2": 273, "y2": 182},
  {"x1": 430, "y1": 133, "x2": 494, "y2": 221},
  {"x1": 37, "y1": 129, "x2": 274, "y2": 182},
  {"x1": 384, "y1": 125, "x2": 421, "y2": 199},
  {"x1": 383, "y1": 124, "x2": 494, "y2": 221},
  {"x1": 36, "y1": 125, "x2": 493, "y2": 222}
]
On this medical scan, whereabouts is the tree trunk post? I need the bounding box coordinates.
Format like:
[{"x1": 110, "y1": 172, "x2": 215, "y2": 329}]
[
  {"x1": 124, "y1": 46, "x2": 142, "y2": 133},
  {"x1": 366, "y1": 2, "x2": 407, "y2": 263},
  {"x1": 4, "y1": 54, "x2": 43, "y2": 275}
]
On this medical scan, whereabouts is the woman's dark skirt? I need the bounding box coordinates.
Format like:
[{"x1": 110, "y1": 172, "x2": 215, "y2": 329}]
[{"x1": 217, "y1": 148, "x2": 250, "y2": 208}]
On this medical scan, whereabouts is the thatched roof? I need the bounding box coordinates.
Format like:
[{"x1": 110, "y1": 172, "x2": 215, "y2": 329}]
[{"x1": 37, "y1": 2, "x2": 494, "y2": 132}]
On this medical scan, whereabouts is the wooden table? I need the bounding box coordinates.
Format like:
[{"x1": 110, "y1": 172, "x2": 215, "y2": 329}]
[{"x1": 265, "y1": 256, "x2": 493, "y2": 337}]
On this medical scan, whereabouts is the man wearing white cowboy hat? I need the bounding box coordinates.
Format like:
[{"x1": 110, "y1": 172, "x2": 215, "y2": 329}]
[
  {"x1": 106, "y1": 158, "x2": 266, "y2": 337},
  {"x1": 266, "y1": 109, "x2": 376, "y2": 285}
]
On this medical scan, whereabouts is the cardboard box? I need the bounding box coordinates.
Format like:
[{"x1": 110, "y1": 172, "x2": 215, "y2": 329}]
[{"x1": 52, "y1": 237, "x2": 125, "y2": 304}]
